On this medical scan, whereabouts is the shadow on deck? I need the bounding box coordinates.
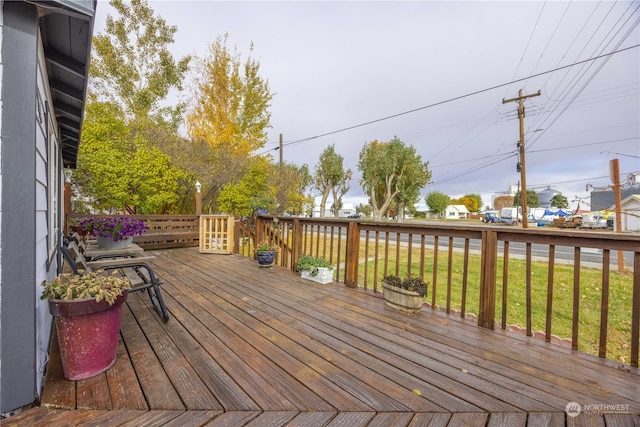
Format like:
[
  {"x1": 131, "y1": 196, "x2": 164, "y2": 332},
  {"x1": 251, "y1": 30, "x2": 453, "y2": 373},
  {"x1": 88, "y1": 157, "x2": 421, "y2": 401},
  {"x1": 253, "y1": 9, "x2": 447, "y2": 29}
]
[{"x1": 5, "y1": 247, "x2": 640, "y2": 426}]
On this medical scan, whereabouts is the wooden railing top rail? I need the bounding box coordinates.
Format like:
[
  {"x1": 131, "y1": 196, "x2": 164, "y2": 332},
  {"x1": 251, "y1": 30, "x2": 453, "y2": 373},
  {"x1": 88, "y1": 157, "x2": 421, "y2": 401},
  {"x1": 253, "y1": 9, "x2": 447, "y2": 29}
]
[
  {"x1": 264, "y1": 216, "x2": 640, "y2": 249},
  {"x1": 67, "y1": 213, "x2": 199, "y2": 220}
]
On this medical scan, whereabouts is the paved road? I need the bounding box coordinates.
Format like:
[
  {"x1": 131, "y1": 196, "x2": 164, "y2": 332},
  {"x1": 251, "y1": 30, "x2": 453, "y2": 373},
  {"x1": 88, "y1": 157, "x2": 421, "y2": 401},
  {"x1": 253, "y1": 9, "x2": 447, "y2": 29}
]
[
  {"x1": 361, "y1": 228, "x2": 633, "y2": 268},
  {"x1": 315, "y1": 219, "x2": 632, "y2": 268}
]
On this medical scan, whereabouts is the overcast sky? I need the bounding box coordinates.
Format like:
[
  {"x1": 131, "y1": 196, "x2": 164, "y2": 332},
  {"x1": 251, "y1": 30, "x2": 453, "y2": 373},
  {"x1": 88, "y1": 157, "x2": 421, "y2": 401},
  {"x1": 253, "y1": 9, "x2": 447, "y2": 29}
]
[{"x1": 94, "y1": 1, "x2": 640, "y2": 211}]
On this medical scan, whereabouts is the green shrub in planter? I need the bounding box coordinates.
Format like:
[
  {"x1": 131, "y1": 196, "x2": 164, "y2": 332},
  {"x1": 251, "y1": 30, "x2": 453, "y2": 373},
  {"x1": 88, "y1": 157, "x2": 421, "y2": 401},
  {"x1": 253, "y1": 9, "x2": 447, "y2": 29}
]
[
  {"x1": 382, "y1": 275, "x2": 427, "y2": 296},
  {"x1": 296, "y1": 254, "x2": 333, "y2": 276}
]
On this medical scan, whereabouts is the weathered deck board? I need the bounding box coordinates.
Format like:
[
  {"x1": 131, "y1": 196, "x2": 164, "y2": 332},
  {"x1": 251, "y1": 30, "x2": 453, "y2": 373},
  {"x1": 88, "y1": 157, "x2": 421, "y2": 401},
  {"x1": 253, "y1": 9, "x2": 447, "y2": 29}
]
[
  {"x1": 11, "y1": 247, "x2": 637, "y2": 427},
  {"x1": 175, "y1": 250, "x2": 639, "y2": 412},
  {"x1": 157, "y1": 260, "x2": 424, "y2": 412},
  {"x1": 201, "y1": 255, "x2": 537, "y2": 412}
]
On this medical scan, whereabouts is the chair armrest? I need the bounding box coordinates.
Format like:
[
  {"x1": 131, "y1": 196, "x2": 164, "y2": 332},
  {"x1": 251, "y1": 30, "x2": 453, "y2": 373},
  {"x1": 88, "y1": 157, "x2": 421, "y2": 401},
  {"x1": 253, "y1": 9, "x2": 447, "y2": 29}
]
[
  {"x1": 87, "y1": 256, "x2": 156, "y2": 269},
  {"x1": 91, "y1": 253, "x2": 139, "y2": 261},
  {"x1": 99, "y1": 262, "x2": 162, "y2": 285}
]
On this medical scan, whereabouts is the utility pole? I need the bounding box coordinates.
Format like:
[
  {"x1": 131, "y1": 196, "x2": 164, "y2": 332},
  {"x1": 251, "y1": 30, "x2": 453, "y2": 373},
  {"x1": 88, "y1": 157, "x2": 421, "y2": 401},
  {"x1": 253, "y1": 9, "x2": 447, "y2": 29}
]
[
  {"x1": 610, "y1": 159, "x2": 625, "y2": 273},
  {"x1": 503, "y1": 89, "x2": 541, "y2": 229}
]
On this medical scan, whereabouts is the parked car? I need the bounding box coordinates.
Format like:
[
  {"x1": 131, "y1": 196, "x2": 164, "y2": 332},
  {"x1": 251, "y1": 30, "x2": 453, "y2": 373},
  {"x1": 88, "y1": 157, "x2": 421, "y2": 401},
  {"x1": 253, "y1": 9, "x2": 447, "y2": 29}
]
[
  {"x1": 347, "y1": 214, "x2": 361, "y2": 219},
  {"x1": 500, "y1": 207, "x2": 521, "y2": 224},
  {"x1": 483, "y1": 212, "x2": 500, "y2": 223}
]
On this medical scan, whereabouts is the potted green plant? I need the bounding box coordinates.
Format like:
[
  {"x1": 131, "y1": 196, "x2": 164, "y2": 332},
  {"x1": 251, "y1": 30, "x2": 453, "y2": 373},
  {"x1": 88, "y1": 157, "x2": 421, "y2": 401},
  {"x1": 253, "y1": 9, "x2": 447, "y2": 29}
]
[
  {"x1": 41, "y1": 271, "x2": 131, "y2": 380},
  {"x1": 296, "y1": 254, "x2": 334, "y2": 284},
  {"x1": 381, "y1": 275, "x2": 428, "y2": 313},
  {"x1": 255, "y1": 241, "x2": 278, "y2": 267},
  {"x1": 79, "y1": 217, "x2": 147, "y2": 249}
]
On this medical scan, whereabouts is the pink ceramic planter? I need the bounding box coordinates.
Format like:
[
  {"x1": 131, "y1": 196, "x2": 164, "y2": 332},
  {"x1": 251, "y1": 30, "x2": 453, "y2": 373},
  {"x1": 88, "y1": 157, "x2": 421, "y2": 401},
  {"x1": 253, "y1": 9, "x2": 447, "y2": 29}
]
[{"x1": 48, "y1": 291, "x2": 127, "y2": 380}]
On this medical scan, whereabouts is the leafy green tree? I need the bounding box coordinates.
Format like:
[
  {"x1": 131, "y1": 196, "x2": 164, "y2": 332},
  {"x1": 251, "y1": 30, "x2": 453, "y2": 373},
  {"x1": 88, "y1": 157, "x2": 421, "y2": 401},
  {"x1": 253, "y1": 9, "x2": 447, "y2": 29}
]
[
  {"x1": 186, "y1": 33, "x2": 273, "y2": 156},
  {"x1": 356, "y1": 203, "x2": 373, "y2": 218},
  {"x1": 513, "y1": 190, "x2": 540, "y2": 208},
  {"x1": 217, "y1": 157, "x2": 274, "y2": 216},
  {"x1": 90, "y1": 0, "x2": 190, "y2": 130},
  {"x1": 278, "y1": 163, "x2": 313, "y2": 216},
  {"x1": 77, "y1": 0, "x2": 190, "y2": 213},
  {"x1": 550, "y1": 194, "x2": 569, "y2": 209},
  {"x1": 393, "y1": 145, "x2": 431, "y2": 222},
  {"x1": 314, "y1": 145, "x2": 351, "y2": 217},
  {"x1": 217, "y1": 158, "x2": 311, "y2": 217},
  {"x1": 358, "y1": 137, "x2": 431, "y2": 221},
  {"x1": 77, "y1": 102, "x2": 183, "y2": 213},
  {"x1": 331, "y1": 169, "x2": 352, "y2": 218},
  {"x1": 426, "y1": 191, "x2": 450, "y2": 216}
]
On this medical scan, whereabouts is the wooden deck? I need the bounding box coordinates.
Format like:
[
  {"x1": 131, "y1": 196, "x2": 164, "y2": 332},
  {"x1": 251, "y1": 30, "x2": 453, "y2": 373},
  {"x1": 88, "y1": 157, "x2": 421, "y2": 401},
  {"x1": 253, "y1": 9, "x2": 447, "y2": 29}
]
[{"x1": 6, "y1": 247, "x2": 640, "y2": 426}]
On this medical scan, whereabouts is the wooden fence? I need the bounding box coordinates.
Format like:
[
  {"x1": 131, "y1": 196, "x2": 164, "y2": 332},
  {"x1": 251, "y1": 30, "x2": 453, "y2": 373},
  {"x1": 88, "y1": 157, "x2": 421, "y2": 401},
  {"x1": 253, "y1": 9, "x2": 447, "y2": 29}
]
[
  {"x1": 251, "y1": 216, "x2": 640, "y2": 368},
  {"x1": 66, "y1": 214, "x2": 199, "y2": 250}
]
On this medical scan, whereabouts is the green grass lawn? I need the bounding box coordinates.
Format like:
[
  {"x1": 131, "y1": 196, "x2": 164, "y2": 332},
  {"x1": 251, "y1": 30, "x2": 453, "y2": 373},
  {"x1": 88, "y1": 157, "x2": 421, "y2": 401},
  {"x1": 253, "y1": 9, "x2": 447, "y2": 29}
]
[{"x1": 359, "y1": 246, "x2": 634, "y2": 364}]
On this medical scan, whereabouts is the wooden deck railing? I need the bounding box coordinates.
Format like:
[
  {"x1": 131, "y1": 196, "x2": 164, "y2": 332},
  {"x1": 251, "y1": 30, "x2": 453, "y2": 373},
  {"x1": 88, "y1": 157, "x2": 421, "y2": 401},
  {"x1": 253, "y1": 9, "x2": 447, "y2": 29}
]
[
  {"x1": 66, "y1": 214, "x2": 199, "y2": 250},
  {"x1": 64, "y1": 213, "x2": 640, "y2": 367},
  {"x1": 250, "y1": 216, "x2": 640, "y2": 368}
]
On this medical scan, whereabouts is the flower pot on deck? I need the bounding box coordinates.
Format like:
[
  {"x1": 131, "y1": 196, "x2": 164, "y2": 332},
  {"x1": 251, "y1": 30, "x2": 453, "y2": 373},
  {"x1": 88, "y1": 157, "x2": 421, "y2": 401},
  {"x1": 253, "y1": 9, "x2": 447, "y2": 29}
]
[
  {"x1": 382, "y1": 283, "x2": 424, "y2": 313},
  {"x1": 95, "y1": 235, "x2": 133, "y2": 250},
  {"x1": 48, "y1": 291, "x2": 128, "y2": 380},
  {"x1": 256, "y1": 250, "x2": 276, "y2": 267},
  {"x1": 300, "y1": 267, "x2": 334, "y2": 284}
]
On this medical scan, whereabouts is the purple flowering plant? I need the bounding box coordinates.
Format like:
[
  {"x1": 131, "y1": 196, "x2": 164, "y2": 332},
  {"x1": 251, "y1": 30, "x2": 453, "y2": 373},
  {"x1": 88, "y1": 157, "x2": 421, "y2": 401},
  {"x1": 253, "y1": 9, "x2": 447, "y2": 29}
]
[{"x1": 79, "y1": 217, "x2": 147, "y2": 241}]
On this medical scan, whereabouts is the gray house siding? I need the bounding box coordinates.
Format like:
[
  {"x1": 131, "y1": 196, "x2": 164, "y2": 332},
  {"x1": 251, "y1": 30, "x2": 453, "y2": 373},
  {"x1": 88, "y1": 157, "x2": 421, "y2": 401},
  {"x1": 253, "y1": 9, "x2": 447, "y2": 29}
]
[
  {"x1": 0, "y1": 0, "x2": 95, "y2": 413},
  {"x1": 0, "y1": 1, "x2": 3, "y2": 412},
  {"x1": 0, "y1": 1, "x2": 39, "y2": 412}
]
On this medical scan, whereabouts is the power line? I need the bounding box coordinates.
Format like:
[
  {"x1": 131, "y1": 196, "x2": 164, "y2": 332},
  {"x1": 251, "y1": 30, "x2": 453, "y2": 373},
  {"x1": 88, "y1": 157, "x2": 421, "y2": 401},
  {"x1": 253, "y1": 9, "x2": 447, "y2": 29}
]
[
  {"x1": 480, "y1": 170, "x2": 638, "y2": 196},
  {"x1": 527, "y1": 3, "x2": 640, "y2": 149},
  {"x1": 504, "y1": 0, "x2": 547, "y2": 99},
  {"x1": 431, "y1": 153, "x2": 517, "y2": 185},
  {"x1": 261, "y1": 44, "x2": 639, "y2": 153},
  {"x1": 528, "y1": 137, "x2": 639, "y2": 153}
]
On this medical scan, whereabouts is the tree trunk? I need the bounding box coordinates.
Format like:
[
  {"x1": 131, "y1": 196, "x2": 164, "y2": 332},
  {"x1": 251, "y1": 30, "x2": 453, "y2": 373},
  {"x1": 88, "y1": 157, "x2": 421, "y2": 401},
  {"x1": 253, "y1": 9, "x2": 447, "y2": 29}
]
[{"x1": 319, "y1": 188, "x2": 330, "y2": 217}]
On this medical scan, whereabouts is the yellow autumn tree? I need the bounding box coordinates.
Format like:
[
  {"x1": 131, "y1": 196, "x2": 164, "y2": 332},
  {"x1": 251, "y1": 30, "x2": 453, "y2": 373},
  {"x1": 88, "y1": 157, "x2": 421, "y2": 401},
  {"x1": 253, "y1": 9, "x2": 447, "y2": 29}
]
[
  {"x1": 186, "y1": 34, "x2": 273, "y2": 156},
  {"x1": 451, "y1": 196, "x2": 479, "y2": 213}
]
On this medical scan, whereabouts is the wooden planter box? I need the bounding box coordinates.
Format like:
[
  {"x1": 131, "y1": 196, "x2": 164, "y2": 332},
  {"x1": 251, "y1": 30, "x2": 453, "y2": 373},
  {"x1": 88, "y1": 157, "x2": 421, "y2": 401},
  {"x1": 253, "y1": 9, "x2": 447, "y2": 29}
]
[
  {"x1": 382, "y1": 282, "x2": 424, "y2": 313},
  {"x1": 301, "y1": 267, "x2": 334, "y2": 284}
]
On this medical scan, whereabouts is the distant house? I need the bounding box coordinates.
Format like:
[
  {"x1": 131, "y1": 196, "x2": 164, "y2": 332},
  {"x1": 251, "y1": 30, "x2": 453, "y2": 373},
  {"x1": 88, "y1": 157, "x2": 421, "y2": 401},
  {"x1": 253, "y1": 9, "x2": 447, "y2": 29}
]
[
  {"x1": 312, "y1": 202, "x2": 356, "y2": 218},
  {"x1": 591, "y1": 183, "x2": 640, "y2": 212},
  {"x1": 610, "y1": 195, "x2": 640, "y2": 232},
  {"x1": 445, "y1": 205, "x2": 469, "y2": 219}
]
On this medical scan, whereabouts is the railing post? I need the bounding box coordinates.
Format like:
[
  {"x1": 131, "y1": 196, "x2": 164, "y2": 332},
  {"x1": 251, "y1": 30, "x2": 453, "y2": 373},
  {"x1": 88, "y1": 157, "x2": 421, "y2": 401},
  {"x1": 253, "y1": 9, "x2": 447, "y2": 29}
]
[
  {"x1": 478, "y1": 229, "x2": 497, "y2": 329},
  {"x1": 255, "y1": 216, "x2": 264, "y2": 247},
  {"x1": 233, "y1": 216, "x2": 240, "y2": 254},
  {"x1": 632, "y1": 252, "x2": 640, "y2": 368},
  {"x1": 345, "y1": 221, "x2": 360, "y2": 288},
  {"x1": 291, "y1": 219, "x2": 303, "y2": 272},
  {"x1": 64, "y1": 180, "x2": 72, "y2": 234}
]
